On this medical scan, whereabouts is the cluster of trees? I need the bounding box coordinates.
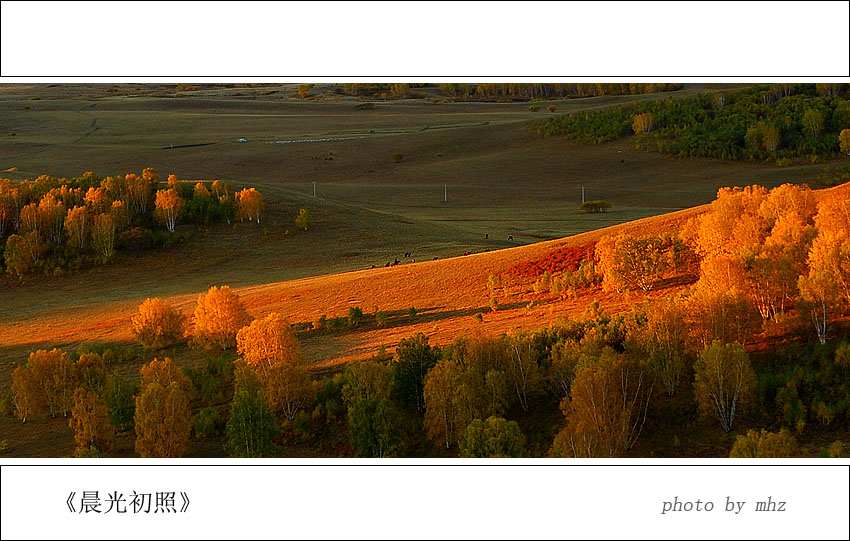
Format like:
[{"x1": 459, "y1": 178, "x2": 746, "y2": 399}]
[
  {"x1": 128, "y1": 286, "x2": 313, "y2": 457},
  {"x1": 542, "y1": 84, "x2": 850, "y2": 162},
  {"x1": 9, "y1": 347, "x2": 138, "y2": 456},
  {"x1": 0, "y1": 170, "x2": 266, "y2": 277},
  {"x1": 441, "y1": 83, "x2": 681, "y2": 101}
]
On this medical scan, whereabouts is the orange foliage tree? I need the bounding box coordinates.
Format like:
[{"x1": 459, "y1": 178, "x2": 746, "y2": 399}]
[
  {"x1": 194, "y1": 182, "x2": 211, "y2": 199},
  {"x1": 38, "y1": 193, "x2": 66, "y2": 244},
  {"x1": 550, "y1": 349, "x2": 653, "y2": 457},
  {"x1": 4, "y1": 231, "x2": 42, "y2": 276},
  {"x1": 69, "y1": 388, "x2": 114, "y2": 456},
  {"x1": 840, "y1": 128, "x2": 850, "y2": 155},
  {"x1": 64, "y1": 206, "x2": 89, "y2": 250},
  {"x1": 90, "y1": 213, "x2": 116, "y2": 259},
  {"x1": 211, "y1": 180, "x2": 229, "y2": 198},
  {"x1": 131, "y1": 297, "x2": 185, "y2": 349},
  {"x1": 236, "y1": 312, "x2": 313, "y2": 420},
  {"x1": 126, "y1": 173, "x2": 153, "y2": 214},
  {"x1": 84, "y1": 186, "x2": 110, "y2": 214},
  {"x1": 423, "y1": 360, "x2": 464, "y2": 449},
  {"x1": 10, "y1": 348, "x2": 78, "y2": 422},
  {"x1": 235, "y1": 187, "x2": 264, "y2": 224},
  {"x1": 191, "y1": 285, "x2": 251, "y2": 350},
  {"x1": 154, "y1": 189, "x2": 184, "y2": 232},
  {"x1": 134, "y1": 358, "x2": 193, "y2": 458},
  {"x1": 798, "y1": 191, "x2": 850, "y2": 343},
  {"x1": 632, "y1": 112, "x2": 654, "y2": 134}
]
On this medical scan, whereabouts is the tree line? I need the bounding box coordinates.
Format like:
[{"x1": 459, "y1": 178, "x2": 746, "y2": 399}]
[
  {"x1": 542, "y1": 83, "x2": 850, "y2": 162},
  {"x1": 337, "y1": 83, "x2": 681, "y2": 101}
]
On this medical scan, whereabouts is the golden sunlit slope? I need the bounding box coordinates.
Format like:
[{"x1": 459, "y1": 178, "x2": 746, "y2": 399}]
[
  {"x1": 1, "y1": 182, "x2": 846, "y2": 374},
  {"x1": 0, "y1": 205, "x2": 705, "y2": 365}
]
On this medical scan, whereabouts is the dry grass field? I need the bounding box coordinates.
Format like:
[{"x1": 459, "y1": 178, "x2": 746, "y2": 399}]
[{"x1": 1, "y1": 83, "x2": 847, "y2": 457}]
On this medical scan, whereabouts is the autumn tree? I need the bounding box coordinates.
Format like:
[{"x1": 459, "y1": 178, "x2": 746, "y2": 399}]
[
  {"x1": 235, "y1": 187, "x2": 264, "y2": 224},
  {"x1": 341, "y1": 358, "x2": 392, "y2": 407},
  {"x1": 0, "y1": 180, "x2": 20, "y2": 237},
  {"x1": 110, "y1": 200, "x2": 129, "y2": 232},
  {"x1": 155, "y1": 189, "x2": 184, "y2": 233},
  {"x1": 762, "y1": 125, "x2": 780, "y2": 151},
  {"x1": 550, "y1": 350, "x2": 653, "y2": 457},
  {"x1": 191, "y1": 285, "x2": 251, "y2": 350},
  {"x1": 456, "y1": 335, "x2": 511, "y2": 419},
  {"x1": 64, "y1": 206, "x2": 89, "y2": 250},
  {"x1": 606, "y1": 234, "x2": 669, "y2": 292},
  {"x1": 729, "y1": 428, "x2": 799, "y2": 458},
  {"x1": 131, "y1": 297, "x2": 185, "y2": 349},
  {"x1": 507, "y1": 333, "x2": 541, "y2": 413},
  {"x1": 9, "y1": 349, "x2": 78, "y2": 422},
  {"x1": 295, "y1": 208, "x2": 312, "y2": 231},
  {"x1": 631, "y1": 296, "x2": 688, "y2": 396},
  {"x1": 749, "y1": 212, "x2": 816, "y2": 320},
  {"x1": 193, "y1": 182, "x2": 211, "y2": 199},
  {"x1": 802, "y1": 108, "x2": 824, "y2": 137},
  {"x1": 225, "y1": 365, "x2": 279, "y2": 457},
  {"x1": 459, "y1": 416, "x2": 526, "y2": 458},
  {"x1": 84, "y1": 186, "x2": 110, "y2": 214},
  {"x1": 134, "y1": 358, "x2": 193, "y2": 458},
  {"x1": 693, "y1": 341, "x2": 755, "y2": 432},
  {"x1": 392, "y1": 332, "x2": 440, "y2": 412},
  {"x1": 100, "y1": 175, "x2": 127, "y2": 201},
  {"x1": 798, "y1": 191, "x2": 850, "y2": 343},
  {"x1": 297, "y1": 84, "x2": 309, "y2": 98},
  {"x1": 38, "y1": 193, "x2": 66, "y2": 244},
  {"x1": 90, "y1": 213, "x2": 116, "y2": 260},
  {"x1": 632, "y1": 112, "x2": 654, "y2": 134},
  {"x1": 19, "y1": 202, "x2": 38, "y2": 235},
  {"x1": 549, "y1": 339, "x2": 584, "y2": 397},
  {"x1": 10, "y1": 364, "x2": 43, "y2": 423},
  {"x1": 809, "y1": 192, "x2": 850, "y2": 306},
  {"x1": 76, "y1": 352, "x2": 108, "y2": 395},
  {"x1": 840, "y1": 129, "x2": 850, "y2": 155},
  {"x1": 126, "y1": 173, "x2": 153, "y2": 215},
  {"x1": 211, "y1": 180, "x2": 229, "y2": 198},
  {"x1": 423, "y1": 360, "x2": 463, "y2": 449},
  {"x1": 142, "y1": 167, "x2": 161, "y2": 186},
  {"x1": 69, "y1": 388, "x2": 114, "y2": 457},
  {"x1": 236, "y1": 312, "x2": 314, "y2": 421},
  {"x1": 4, "y1": 231, "x2": 42, "y2": 276}
]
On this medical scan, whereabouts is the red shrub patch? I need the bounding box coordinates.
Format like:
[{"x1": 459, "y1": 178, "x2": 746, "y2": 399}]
[{"x1": 503, "y1": 241, "x2": 596, "y2": 281}]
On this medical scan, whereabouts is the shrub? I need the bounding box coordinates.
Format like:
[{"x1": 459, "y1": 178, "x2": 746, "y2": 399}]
[
  {"x1": 547, "y1": 105, "x2": 557, "y2": 113},
  {"x1": 355, "y1": 102, "x2": 375, "y2": 110},
  {"x1": 194, "y1": 407, "x2": 219, "y2": 439},
  {"x1": 375, "y1": 311, "x2": 388, "y2": 327},
  {"x1": 117, "y1": 227, "x2": 154, "y2": 255},
  {"x1": 580, "y1": 200, "x2": 612, "y2": 213},
  {"x1": 528, "y1": 105, "x2": 541, "y2": 112},
  {"x1": 391, "y1": 153, "x2": 404, "y2": 162},
  {"x1": 348, "y1": 306, "x2": 364, "y2": 327},
  {"x1": 408, "y1": 306, "x2": 417, "y2": 318}
]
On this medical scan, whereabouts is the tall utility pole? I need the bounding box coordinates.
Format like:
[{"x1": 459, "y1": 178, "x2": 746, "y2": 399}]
[
  {"x1": 581, "y1": 186, "x2": 585, "y2": 203},
  {"x1": 444, "y1": 184, "x2": 447, "y2": 203},
  {"x1": 313, "y1": 181, "x2": 317, "y2": 197}
]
